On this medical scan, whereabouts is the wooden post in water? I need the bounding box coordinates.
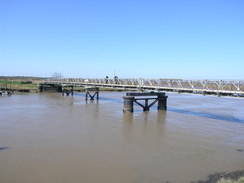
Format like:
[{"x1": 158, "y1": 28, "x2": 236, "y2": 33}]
[
  {"x1": 96, "y1": 89, "x2": 99, "y2": 100},
  {"x1": 71, "y1": 86, "x2": 74, "y2": 96},
  {"x1": 123, "y1": 96, "x2": 134, "y2": 112},
  {"x1": 85, "y1": 92, "x2": 88, "y2": 100}
]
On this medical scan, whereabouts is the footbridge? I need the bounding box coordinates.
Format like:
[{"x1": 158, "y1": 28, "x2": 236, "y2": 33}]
[{"x1": 40, "y1": 78, "x2": 244, "y2": 97}]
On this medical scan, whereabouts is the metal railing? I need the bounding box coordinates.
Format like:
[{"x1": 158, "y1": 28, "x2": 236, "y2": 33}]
[{"x1": 43, "y1": 78, "x2": 244, "y2": 95}]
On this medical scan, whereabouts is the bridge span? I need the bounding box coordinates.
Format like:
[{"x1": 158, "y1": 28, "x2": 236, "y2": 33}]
[{"x1": 41, "y1": 78, "x2": 244, "y2": 97}]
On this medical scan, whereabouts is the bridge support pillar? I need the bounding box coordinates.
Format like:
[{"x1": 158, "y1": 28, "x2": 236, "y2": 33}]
[
  {"x1": 62, "y1": 89, "x2": 73, "y2": 96},
  {"x1": 38, "y1": 85, "x2": 43, "y2": 92},
  {"x1": 123, "y1": 92, "x2": 168, "y2": 112},
  {"x1": 123, "y1": 96, "x2": 134, "y2": 112},
  {"x1": 85, "y1": 87, "x2": 99, "y2": 100},
  {"x1": 62, "y1": 86, "x2": 74, "y2": 96},
  {"x1": 157, "y1": 95, "x2": 168, "y2": 110},
  {"x1": 58, "y1": 85, "x2": 63, "y2": 92}
]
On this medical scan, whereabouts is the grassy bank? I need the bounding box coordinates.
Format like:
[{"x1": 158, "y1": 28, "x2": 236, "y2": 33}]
[
  {"x1": 0, "y1": 79, "x2": 38, "y2": 91},
  {"x1": 217, "y1": 177, "x2": 244, "y2": 183}
]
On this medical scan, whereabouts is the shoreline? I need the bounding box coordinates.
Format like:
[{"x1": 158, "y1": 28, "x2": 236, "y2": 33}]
[{"x1": 192, "y1": 169, "x2": 244, "y2": 183}]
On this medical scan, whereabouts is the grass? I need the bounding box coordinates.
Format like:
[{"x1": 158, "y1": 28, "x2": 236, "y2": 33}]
[
  {"x1": 0, "y1": 79, "x2": 38, "y2": 90},
  {"x1": 217, "y1": 177, "x2": 244, "y2": 183}
]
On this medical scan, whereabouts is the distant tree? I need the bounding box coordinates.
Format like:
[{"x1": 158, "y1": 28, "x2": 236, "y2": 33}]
[{"x1": 52, "y1": 72, "x2": 63, "y2": 79}]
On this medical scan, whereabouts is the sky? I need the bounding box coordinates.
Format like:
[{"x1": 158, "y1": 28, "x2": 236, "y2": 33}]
[{"x1": 0, "y1": 0, "x2": 244, "y2": 79}]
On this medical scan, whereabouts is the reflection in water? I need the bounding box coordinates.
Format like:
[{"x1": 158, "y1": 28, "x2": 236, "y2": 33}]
[
  {"x1": 157, "y1": 110, "x2": 167, "y2": 124},
  {"x1": 123, "y1": 110, "x2": 166, "y2": 124},
  {"x1": 75, "y1": 93, "x2": 122, "y2": 103},
  {"x1": 123, "y1": 112, "x2": 133, "y2": 123},
  {"x1": 0, "y1": 92, "x2": 244, "y2": 183}
]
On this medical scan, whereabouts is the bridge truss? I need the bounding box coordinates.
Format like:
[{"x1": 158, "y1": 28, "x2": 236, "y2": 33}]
[{"x1": 43, "y1": 78, "x2": 244, "y2": 97}]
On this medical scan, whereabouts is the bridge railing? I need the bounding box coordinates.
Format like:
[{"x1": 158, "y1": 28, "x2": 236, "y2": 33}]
[{"x1": 44, "y1": 78, "x2": 244, "y2": 93}]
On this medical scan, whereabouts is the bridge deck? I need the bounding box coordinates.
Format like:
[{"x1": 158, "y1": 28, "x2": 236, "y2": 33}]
[{"x1": 41, "y1": 78, "x2": 244, "y2": 97}]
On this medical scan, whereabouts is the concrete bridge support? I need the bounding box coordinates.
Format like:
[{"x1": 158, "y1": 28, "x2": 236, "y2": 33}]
[
  {"x1": 123, "y1": 96, "x2": 135, "y2": 112},
  {"x1": 157, "y1": 95, "x2": 168, "y2": 110},
  {"x1": 39, "y1": 84, "x2": 62, "y2": 92},
  {"x1": 123, "y1": 92, "x2": 168, "y2": 112}
]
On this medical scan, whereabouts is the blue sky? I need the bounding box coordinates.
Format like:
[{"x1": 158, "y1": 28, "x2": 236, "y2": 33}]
[{"x1": 0, "y1": 0, "x2": 243, "y2": 79}]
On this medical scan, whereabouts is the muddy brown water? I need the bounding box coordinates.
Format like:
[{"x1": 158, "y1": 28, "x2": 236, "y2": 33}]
[{"x1": 0, "y1": 92, "x2": 244, "y2": 183}]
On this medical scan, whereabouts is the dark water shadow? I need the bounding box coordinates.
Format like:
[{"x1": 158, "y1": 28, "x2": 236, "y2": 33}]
[
  {"x1": 74, "y1": 93, "x2": 123, "y2": 103},
  {"x1": 168, "y1": 107, "x2": 244, "y2": 124},
  {"x1": 0, "y1": 147, "x2": 9, "y2": 151}
]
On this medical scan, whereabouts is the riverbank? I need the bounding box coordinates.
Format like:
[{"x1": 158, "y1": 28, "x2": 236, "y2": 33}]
[
  {"x1": 0, "y1": 80, "x2": 39, "y2": 92},
  {"x1": 192, "y1": 170, "x2": 244, "y2": 183},
  {"x1": 0, "y1": 76, "x2": 44, "y2": 92}
]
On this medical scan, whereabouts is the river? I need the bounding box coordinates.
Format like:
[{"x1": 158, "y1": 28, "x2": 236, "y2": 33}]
[{"x1": 0, "y1": 92, "x2": 244, "y2": 183}]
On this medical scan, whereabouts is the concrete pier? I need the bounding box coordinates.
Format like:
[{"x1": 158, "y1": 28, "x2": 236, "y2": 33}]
[
  {"x1": 38, "y1": 84, "x2": 62, "y2": 92},
  {"x1": 157, "y1": 94, "x2": 168, "y2": 110},
  {"x1": 123, "y1": 96, "x2": 135, "y2": 112},
  {"x1": 123, "y1": 92, "x2": 168, "y2": 112}
]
